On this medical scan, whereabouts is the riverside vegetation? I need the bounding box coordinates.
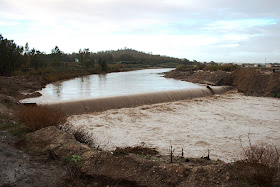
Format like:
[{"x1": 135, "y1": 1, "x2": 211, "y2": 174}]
[{"x1": 0, "y1": 34, "x2": 196, "y2": 80}]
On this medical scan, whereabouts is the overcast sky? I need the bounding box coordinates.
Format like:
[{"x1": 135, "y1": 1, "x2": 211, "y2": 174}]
[{"x1": 1, "y1": 0, "x2": 279, "y2": 63}]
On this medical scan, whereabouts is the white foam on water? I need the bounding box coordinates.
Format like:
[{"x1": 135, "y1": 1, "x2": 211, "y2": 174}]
[{"x1": 67, "y1": 91, "x2": 280, "y2": 162}]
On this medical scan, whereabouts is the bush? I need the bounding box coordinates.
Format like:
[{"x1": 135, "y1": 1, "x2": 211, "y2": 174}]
[
  {"x1": 17, "y1": 105, "x2": 66, "y2": 131},
  {"x1": 176, "y1": 64, "x2": 194, "y2": 71},
  {"x1": 236, "y1": 142, "x2": 280, "y2": 186}
]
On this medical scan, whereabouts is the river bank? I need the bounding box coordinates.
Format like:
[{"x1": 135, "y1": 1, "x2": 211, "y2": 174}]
[{"x1": 164, "y1": 68, "x2": 280, "y2": 97}]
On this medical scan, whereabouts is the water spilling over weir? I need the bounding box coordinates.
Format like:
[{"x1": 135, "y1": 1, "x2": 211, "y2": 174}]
[{"x1": 44, "y1": 86, "x2": 232, "y2": 115}]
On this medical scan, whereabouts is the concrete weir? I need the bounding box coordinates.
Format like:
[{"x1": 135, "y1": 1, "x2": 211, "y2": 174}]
[{"x1": 44, "y1": 86, "x2": 233, "y2": 116}]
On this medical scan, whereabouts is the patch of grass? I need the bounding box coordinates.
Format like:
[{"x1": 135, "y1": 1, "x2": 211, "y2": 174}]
[
  {"x1": 179, "y1": 157, "x2": 185, "y2": 163},
  {"x1": 64, "y1": 154, "x2": 82, "y2": 163},
  {"x1": 0, "y1": 122, "x2": 30, "y2": 139},
  {"x1": 63, "y1": 154, "x2": 83, "y2": 168},
  {"x1": 17, "y1": 105, "x2": 66, "y2": 131},
  {"x1": 70, "y1": 155, "x2": 82, "y2": 163},
  {"x1": 138, "y1": 154, "x2": 152, "y2": 160},
  {"x1": 273, "y1": 93, "x2": 280, "y2": 98},
  {"x1": 235, "y1": 142, "x2": 280, "y2": 187}
]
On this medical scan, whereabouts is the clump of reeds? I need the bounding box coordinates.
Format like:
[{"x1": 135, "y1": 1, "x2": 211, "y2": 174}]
[{"x1": 17, "y1": 105, "x2": 66, "y2": 131}]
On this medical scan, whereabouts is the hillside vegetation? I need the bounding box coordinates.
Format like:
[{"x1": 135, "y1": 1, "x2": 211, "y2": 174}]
[{"x1": 0, "y1": 34, "x2": 197, "y2": 78}]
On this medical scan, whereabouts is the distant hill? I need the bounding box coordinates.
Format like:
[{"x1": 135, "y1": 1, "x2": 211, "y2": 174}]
[
  {"x1": 89, "y1": 48, "x2": 197, "y2": 68},
  {"x1": 0, "y1": 33, "x2": 197, "y2": 75}
]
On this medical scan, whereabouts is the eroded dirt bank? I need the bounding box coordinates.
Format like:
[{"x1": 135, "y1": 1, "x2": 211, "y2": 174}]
[
  {"x1": 164, "y1": 69, "x2": 230, "y2": 86},
  {"x1": 22, "y1": 126, "x2": 242, "y2": 187},
  {"x1": 165, "y1": 68, "x2": 280, "y2": 97},
  {"x1": 219, "y1": 68, "x2": 280, "y2": 97},
  {"x1": 0, "y1": 75, "x2": 46, "y2": 100}
]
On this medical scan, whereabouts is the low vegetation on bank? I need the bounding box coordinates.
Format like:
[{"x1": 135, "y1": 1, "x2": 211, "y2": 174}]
[
  {"x1": 0, "y1": 122, "x2": 30, "y2": 139},
  {"x1": 17, "y1": 105, "x2": 66, "y2": 131},
  {"x1": 176, "y1": 62, "x2": 240, "y2": 72}
]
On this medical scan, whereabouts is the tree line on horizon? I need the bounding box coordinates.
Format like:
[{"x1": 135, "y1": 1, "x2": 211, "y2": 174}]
[{"x1": 0, "y1": 34, "x2": 198, "y2": 76}]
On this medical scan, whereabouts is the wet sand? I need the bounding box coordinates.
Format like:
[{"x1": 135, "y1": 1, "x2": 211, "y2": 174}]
[{"x1": 68, "y1": 90, "x2": 280, "y2": 162}]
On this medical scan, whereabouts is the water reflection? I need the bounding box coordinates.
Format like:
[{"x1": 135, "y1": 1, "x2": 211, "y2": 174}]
[
  {"x1": 79, "y1": 76, "x2": 92, "y2": 97},
  {"x1": 21, "y1": 68, "x2": 203, "y2": 104},
  {"x1": 53, "y1": 82, "x2": 62, "y2": 99},
  {"x1": 98, "y1": 74, "x2": 107, "y2": 87}
]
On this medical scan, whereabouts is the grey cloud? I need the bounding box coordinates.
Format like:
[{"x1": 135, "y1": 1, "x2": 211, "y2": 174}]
[{"x1": 1, "y1": 0, "x2": 279, "y2": 62}]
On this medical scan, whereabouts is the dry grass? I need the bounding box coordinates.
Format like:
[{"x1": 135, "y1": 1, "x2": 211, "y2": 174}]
[
  {"x1": 72, "y1": 129, "x2": 96, "y2": 146},
  {"x1": 114, "y1": 145, "x2": 159, "y2": 156},
  {"x1": 17, "y1": 105, "x2": 66, "y2": 131},
  {"x1": 236, "y1": 142, "x2": 280, "y2": 186}
]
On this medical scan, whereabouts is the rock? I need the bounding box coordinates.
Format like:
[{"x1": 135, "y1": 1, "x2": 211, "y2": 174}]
[
  {"x1": 26, "y1": 126, "x2": 75, "y2": 147},
  {"x1": 226, "y1": 176, "x2": 230, "y2": 181}
]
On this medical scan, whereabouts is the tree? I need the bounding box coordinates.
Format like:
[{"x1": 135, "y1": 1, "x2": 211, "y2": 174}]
[
  {"x1": 24, "y1": 43, "x2": 29, "y2": 54},
  {"x1": 51, "y1": 46, "x2": 62, "y2": 68},
  {"x1": 29, "y1": 48, "x2": 45, "y2": 70},
  {"x1": 0, "y1": 34, "x2": 23, "y2": 76},
  {"x1": 78, "y1": 48, "x2": 91, "y2": 68},
  {"x1": 98, "y1": 58, "x2": 107, "y2": 72},
  {"x1": 102, "y1": 53, "x2": 114, "y2": 63}
]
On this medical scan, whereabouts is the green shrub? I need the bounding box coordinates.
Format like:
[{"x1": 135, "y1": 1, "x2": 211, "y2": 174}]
[{"x1": 64, "y1": 154, "x2": 82, "y2": 163}]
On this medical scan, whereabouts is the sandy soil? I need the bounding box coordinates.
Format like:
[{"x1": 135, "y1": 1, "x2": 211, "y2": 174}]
[{"x1": 68, "y1": 90, "x2": 280, "y2": 163}]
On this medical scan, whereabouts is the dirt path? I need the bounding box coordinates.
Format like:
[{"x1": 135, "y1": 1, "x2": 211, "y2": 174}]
[{"x1": 0, "y1": 130, "x2": 68, "y2": 187}]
